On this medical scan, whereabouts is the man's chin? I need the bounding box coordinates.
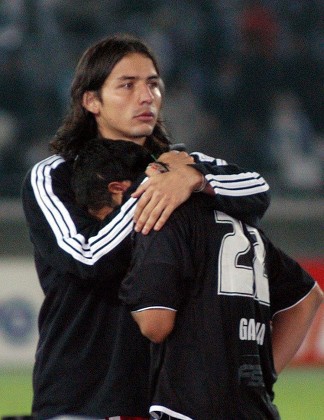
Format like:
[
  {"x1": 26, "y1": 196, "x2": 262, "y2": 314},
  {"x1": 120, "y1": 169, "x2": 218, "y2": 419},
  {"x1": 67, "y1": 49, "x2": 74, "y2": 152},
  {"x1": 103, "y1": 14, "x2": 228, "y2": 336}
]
[
  {"x1": 133, "y1": 125, "x2": 155, "y2": 137},
  {"x1": 129, "y1": 129, "x2": 154, "y2": 141}
]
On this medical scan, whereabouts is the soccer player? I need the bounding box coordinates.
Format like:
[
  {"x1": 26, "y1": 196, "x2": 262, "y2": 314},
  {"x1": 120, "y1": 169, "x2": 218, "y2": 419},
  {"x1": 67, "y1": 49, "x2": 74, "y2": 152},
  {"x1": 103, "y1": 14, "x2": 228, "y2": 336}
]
[
  {"x1": 73, "y1": 138, "x2": 323, "y2": 420},
  {"x1": 22, "y1": 34, "x2": 271, "y2": 419},
  {"x1": 120, "y1": 196, "x2": 323, "y2": 419}
]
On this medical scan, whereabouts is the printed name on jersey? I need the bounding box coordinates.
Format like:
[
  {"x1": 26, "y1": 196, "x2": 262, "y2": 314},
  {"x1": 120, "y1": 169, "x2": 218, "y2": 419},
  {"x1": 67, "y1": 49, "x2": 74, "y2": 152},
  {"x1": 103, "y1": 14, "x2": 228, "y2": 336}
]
[{"x1": 239, "y1": 318, "x2": 266, "y2": 345}]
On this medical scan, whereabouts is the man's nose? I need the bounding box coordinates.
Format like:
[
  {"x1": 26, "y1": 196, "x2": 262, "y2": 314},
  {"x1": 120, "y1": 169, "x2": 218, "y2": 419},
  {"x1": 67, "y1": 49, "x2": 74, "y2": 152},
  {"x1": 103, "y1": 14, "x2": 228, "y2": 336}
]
[{"x1": 138, "y1": 83, "x2": 154, "y2": 103}]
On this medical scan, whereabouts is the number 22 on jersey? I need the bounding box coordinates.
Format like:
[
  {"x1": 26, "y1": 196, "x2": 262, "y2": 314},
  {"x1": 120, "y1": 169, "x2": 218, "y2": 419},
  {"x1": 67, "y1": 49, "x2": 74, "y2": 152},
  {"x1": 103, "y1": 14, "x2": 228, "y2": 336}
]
[{"x1": 215, "y1": 211, "x2": 270, "y2": 306}]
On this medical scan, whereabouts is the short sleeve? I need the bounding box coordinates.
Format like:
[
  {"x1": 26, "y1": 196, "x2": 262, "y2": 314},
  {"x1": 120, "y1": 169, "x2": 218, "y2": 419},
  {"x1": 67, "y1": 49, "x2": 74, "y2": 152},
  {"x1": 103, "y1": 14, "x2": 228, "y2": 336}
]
[
  {"x1": 261, "y1": 232, "x2": 316, "y2": 317},
  {"x1": 120, "y1": 212, "x2": 193, "y2": 312}
]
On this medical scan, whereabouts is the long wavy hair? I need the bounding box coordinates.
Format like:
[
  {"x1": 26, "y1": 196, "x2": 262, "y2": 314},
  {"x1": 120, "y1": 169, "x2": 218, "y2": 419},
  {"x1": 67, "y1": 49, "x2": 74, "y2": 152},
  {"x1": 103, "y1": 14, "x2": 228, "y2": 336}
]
[{"x1": 50, "y1": 34, "x2": 171, "y2": 160}]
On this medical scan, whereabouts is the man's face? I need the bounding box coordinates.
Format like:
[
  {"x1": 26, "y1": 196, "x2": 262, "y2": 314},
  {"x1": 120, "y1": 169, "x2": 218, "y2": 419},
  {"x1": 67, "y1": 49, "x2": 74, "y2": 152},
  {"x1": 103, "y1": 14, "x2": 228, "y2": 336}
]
[{"x1": 84, "y1": 53, "x2": 162, "y2": 145}]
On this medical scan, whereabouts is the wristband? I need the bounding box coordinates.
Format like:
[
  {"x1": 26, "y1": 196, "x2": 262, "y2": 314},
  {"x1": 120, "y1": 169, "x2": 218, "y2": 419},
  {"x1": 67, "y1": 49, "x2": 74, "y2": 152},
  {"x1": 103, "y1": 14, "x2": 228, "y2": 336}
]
[{"x1": 193, "y1": 173, "x2": 207, "y2": 193}]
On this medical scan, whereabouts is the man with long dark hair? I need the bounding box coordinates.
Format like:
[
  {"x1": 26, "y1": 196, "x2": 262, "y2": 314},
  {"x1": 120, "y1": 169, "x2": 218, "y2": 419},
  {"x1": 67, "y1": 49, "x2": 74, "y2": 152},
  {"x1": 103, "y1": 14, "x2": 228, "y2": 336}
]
[{"x1": 22, "y1": 34, "x2": 271, "y2": 419}]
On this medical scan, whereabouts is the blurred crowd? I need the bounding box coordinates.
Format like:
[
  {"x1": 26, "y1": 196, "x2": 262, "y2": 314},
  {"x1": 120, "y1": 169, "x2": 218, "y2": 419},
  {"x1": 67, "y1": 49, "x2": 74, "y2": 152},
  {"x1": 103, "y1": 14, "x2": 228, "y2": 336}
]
[{"x1": 0, "y1": 0, "x2": 323, "y2": 197}]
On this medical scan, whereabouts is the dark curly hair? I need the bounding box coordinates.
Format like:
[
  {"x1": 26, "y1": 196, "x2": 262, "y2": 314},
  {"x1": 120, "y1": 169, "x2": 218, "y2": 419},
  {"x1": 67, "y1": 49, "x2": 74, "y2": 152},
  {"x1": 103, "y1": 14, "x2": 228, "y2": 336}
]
[
  {"x1": 72, "y1": 138, "x2": 152, "y2": 211},
  {"x1": 51, "y1": 33, "x2": 170, "y2": 160}
]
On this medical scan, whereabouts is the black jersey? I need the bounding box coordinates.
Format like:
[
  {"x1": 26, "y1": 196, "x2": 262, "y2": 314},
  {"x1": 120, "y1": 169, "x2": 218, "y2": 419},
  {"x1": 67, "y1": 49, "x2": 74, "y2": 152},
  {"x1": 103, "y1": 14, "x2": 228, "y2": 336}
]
[
  {"x1": 120, "y1": 194, "x2": 315, "y2": 420},
  {"x1": 21, "y1": 152, "x2": 270, "y2": 419}
]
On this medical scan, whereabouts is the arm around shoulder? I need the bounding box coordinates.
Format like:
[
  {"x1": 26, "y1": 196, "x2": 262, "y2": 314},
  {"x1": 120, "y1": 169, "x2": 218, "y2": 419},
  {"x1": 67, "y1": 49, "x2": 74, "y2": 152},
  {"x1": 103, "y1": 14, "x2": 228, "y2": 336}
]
[{"x1": 22, "y1": 159, "x2": 135, "y2": 280}]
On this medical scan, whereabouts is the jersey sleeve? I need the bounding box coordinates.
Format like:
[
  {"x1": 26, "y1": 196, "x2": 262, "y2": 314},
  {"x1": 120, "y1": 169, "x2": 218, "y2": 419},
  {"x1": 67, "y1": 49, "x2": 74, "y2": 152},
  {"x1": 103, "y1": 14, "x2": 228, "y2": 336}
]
[
  {"x1": 260, "y1": 231, "x2": 316, "y2": 318},
  {"x1": 22, "y1": 156, "x2": 138, "y2": 281},
  {"x1": 190, "y1": 152, "x2": 270, "y2": 226},
  {"x1": 120, "y1": 214, "x2": 192, "y2": 312}
]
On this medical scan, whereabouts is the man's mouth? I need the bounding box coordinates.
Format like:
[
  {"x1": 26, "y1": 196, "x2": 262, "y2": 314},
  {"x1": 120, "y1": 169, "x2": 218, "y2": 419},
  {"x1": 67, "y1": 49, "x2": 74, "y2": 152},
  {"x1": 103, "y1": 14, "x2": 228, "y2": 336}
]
[{"x1": 134, "y1": 111, "x2": 155, "y2": 121}]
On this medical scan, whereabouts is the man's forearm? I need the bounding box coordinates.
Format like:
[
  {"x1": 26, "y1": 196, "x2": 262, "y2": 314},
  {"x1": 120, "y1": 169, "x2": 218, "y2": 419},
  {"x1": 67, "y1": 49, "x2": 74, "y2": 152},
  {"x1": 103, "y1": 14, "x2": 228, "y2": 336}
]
[{"x1": 271, "y1": 283, "x2": 323, "y2": 374}]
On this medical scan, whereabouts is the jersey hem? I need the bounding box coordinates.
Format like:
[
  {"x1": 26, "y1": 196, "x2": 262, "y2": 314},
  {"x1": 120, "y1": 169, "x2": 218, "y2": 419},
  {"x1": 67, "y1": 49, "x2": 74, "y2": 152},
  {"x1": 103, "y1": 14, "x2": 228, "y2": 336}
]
[
  {"x1": 150, "y1": 405, "x2": 193, "y2": 420},
  {"x1": 131, "y1": 306, "x2": 177, "y2": 313}
]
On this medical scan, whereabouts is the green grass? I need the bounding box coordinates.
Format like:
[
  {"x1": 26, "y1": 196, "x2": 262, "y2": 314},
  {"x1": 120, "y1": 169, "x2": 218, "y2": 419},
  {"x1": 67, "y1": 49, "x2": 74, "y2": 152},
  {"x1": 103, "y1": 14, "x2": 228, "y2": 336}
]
[
  {"x1": 0, "y1": 368, "x2": 33, "y2": 416},
  {"x1": 0, "y1": 367, "x2": 323, "y2": 418},
  {"x1": 274, "y1": 368, "x2": 324, "y2": 420}
]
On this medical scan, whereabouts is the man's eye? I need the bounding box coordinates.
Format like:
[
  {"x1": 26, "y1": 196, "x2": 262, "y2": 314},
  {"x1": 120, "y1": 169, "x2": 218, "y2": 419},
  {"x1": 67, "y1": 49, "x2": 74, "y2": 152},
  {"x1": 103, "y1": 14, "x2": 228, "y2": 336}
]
[
  {"x1": 121, "y1": 82, "x2": 133, "y2": 89},
  {"x1": 149, "y1": 81, "x2": 159, "y2": 88}
]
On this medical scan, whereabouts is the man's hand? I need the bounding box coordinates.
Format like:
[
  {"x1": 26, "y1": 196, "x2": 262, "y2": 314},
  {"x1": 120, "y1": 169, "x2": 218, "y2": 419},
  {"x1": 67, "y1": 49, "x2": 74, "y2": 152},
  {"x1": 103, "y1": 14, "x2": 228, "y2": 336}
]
[
  {"x1": 158, "y1": 150, "x2": 194, "y2": 169},
  {"x1": 145, "y1": 151, "x2": 194, "y2": 176},
  {"x1": 132, "y1": 163, "x2": 203, "y2": 234}
]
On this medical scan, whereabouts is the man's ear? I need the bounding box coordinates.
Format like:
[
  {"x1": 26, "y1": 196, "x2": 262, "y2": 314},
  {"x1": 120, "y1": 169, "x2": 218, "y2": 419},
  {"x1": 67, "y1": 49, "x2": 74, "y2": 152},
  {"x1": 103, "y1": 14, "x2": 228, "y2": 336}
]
[
  {"x1": 108, "y1": 181, "x2": 132, "y2": 194},
  {"x1": 82, "y1": 91, "x2": 100, "y2": 114}
]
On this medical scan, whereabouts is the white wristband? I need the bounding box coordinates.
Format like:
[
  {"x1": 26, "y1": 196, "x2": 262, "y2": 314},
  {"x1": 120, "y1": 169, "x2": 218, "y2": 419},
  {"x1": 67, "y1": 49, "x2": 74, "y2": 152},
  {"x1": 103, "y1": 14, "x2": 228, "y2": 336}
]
[{"x1": 193, "y1": 173, "x2": 207, "y2": 193}]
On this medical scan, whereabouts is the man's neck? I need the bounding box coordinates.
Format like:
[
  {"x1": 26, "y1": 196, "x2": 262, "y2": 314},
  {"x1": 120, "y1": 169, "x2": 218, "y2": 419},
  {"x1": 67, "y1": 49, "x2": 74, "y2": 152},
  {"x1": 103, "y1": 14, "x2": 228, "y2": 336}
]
[{"x1": 97, "y1": 133, "x2": 147, "y2": 146}]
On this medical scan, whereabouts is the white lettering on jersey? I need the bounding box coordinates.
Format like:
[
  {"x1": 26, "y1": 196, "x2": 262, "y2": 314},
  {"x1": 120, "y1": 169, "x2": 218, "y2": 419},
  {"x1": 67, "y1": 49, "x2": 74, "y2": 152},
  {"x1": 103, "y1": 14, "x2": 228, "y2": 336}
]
[
  {"x1": 215, "y1": 212, "x2": 270, "y2": 305},
  {"x1": 239, "y1": 318, "x2": 266, "y2": 345}
]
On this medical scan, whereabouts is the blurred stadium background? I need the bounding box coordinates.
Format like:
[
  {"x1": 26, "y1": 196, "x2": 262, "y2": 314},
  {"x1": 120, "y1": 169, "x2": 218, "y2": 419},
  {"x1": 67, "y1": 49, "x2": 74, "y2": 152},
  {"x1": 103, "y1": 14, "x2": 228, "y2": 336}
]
[{"x1": 0, "y1": 0, "x2": 323, "y2": 418}]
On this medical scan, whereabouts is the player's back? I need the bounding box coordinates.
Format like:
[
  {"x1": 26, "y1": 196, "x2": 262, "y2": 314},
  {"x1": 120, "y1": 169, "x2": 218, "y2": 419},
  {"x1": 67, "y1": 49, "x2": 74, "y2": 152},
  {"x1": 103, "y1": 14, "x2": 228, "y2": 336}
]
[{"x1": 150, "y1": 194, "x2": 280, "y2": 419}]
